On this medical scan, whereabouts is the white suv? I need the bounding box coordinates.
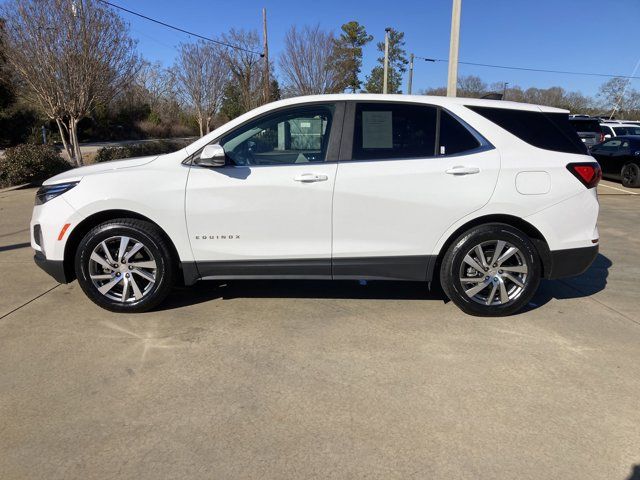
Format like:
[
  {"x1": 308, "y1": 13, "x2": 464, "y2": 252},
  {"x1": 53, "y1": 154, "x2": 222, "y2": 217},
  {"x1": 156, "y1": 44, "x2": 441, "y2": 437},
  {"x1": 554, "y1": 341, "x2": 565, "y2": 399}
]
[
  {"x1": 31, "y1": 95, "x2": 601, "y2": 316},
  {"x1": 599, "y1": 121, "x2": 640, "y2": 138}
]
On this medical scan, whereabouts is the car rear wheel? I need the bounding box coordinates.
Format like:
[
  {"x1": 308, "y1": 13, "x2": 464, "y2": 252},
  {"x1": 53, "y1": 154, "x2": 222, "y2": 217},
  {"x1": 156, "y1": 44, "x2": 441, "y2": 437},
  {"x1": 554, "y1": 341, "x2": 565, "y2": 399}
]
[
  {"x1": 621, "y1": 162, "x2": 640, "y2": 188},
  {"x1": 75, "y1": 219, "x2": 175, "y2": 312},
  {"x1": 440, "y1": 224, "x2": 541, "y2": 317}
]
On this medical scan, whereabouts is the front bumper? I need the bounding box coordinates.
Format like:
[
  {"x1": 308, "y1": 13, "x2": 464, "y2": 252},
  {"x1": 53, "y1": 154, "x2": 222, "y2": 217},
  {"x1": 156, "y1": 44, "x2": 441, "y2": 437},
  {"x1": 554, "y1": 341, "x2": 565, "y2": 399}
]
[
  {"x1": 34, "y1": 251, "x2": 69, "y2": 284},
  {"x1": 546, "y1": 245, "x2": 599, "y2": 280}
]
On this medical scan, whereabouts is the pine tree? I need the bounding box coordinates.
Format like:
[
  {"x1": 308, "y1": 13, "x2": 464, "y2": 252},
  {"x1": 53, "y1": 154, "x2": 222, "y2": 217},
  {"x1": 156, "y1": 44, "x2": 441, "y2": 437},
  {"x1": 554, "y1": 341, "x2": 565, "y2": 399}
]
[{"x1": 332, "y1": 21, "x2": 372, "y2": 93}]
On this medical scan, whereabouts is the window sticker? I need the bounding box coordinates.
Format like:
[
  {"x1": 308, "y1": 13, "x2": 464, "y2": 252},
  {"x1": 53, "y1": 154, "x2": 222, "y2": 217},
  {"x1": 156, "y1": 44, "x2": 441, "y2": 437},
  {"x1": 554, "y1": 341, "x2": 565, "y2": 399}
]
[{"x1": 362, "y1": 111, "x2": 392, "y2": 148}]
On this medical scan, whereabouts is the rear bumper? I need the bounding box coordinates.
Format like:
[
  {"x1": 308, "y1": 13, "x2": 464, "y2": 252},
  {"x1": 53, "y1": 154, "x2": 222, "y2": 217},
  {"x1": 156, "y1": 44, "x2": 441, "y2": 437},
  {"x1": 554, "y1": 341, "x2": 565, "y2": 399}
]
[
  {"x1": 546, "y1": 245, "x2": 598, "y2": 280},
  {"x1": 34, "y1": 251, "x2": 69, "y2": 284}
]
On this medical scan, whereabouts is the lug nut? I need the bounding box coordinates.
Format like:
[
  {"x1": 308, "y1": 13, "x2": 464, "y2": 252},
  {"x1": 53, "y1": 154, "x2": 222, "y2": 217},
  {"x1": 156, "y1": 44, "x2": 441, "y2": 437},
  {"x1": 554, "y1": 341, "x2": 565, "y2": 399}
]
[
  {"x1": 116, "y1": 272, "x2": 121, "y2": 277},
  {"x1": 114, "y1": 264, "x2": 118, "y2": 268},
  {"x1": 128, "y1": 265, "x2": 133, "y2": 270},
  {"x1": 125, "y1": 273, "x2": 130, "y2": 278},
  {"x1": 498, "y1": 270, "x2": 503, "y2": 274}
]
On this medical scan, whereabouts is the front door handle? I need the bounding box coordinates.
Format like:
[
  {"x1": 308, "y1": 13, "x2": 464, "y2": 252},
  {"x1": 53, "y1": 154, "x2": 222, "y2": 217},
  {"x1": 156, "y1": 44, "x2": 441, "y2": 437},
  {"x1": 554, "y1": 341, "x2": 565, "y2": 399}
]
[
  {"x1": 293, "y1": 173, "x2": 328, "y2": 183},
  {"x1": 445, "y1": 165, "x2": 480, "y2": 175}
]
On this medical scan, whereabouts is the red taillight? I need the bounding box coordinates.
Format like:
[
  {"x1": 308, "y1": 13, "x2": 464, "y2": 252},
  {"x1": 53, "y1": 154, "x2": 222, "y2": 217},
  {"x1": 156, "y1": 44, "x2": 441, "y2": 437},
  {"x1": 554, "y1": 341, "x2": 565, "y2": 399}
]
[{"x1": 567, "y1": 162, "x2": 601, "y2": 189}]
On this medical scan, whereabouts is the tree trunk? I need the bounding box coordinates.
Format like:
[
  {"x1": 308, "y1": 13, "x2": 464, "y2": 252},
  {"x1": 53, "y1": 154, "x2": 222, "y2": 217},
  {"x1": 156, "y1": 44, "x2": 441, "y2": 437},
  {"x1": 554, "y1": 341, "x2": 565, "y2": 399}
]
[
  {"x1": 198, "y1": 114, "x2": 204, "y2": 137},
  {"x1": 55, "y1": 118, "x2": 75, "y2": 166},
  {"x1": 69, "y1": 118, "x2": 84, "y2": 167}
]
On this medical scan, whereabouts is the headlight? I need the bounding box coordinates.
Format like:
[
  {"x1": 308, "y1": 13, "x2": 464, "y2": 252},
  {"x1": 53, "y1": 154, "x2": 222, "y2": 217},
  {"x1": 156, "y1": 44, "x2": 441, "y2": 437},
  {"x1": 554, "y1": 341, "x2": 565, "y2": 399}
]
[{"x1": 35, "y1": 181, "x2": 79, "y2": 205}]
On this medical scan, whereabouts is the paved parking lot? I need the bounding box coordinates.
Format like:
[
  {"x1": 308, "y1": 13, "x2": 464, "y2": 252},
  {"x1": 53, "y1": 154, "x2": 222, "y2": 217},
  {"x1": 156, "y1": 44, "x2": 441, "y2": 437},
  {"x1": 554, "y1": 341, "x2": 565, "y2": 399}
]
[{"x1": 1, "y1": 183, "x2": 639, "y2": 479}]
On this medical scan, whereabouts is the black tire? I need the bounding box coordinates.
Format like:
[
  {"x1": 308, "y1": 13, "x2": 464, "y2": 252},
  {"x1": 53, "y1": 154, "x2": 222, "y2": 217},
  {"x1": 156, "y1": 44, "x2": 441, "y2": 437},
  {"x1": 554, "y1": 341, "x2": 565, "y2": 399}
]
[
  {"x1": 75, "y1": 218, "x2": 175, "y2": 313},
  {"x1": 621, "y1": 162, "x2": 640, "y2": 188},
  {"x1": 439, "y1": 223, "x2": 541, "y2": 317}
]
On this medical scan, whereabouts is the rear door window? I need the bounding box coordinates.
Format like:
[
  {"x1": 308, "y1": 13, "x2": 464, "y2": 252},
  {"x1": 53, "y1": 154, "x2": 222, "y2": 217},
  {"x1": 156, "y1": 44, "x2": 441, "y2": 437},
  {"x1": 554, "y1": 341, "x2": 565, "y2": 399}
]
[
  {"x1": 351, "y1": 103, "x2": 483, "y2": 160},
  {"x1": 352, "y1": 103, "x2": 437, "y2": 160}
]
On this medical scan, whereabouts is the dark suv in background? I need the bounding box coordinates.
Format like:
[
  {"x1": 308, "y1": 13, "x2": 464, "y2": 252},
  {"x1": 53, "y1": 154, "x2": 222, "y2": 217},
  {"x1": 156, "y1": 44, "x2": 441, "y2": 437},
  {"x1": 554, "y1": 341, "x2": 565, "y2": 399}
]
[{"x1": 569, "y1": 115, "x2": 605, "y2": 149}]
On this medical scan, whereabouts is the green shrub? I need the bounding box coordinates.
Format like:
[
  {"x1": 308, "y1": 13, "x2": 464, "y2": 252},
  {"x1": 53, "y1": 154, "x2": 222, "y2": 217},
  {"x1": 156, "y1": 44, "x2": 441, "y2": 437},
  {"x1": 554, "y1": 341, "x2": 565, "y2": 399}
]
[
  {"x1": 0, "y1": 143, "x2": 72, "y2": 188},
  {"x1": 95, "y1": 139, "x2": 192, "y2": 163}
]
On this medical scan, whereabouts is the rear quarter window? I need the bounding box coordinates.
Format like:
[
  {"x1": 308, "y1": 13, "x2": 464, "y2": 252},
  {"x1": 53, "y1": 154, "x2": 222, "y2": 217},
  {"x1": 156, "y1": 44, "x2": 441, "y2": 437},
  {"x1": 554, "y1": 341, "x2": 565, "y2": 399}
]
[{"x1": 468, "y1": 106, "x2": 588, "y2": 154}]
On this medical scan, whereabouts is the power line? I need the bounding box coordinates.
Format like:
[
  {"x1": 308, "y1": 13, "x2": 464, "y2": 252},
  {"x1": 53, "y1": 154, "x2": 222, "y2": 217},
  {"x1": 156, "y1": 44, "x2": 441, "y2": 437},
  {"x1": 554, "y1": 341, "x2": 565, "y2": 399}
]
[
  {"x1": 98, "y1": 0, "x2": 264, "y2": 57},
  {"x1": 420, "y1": 57, "x2": 640, "y2": 80}
]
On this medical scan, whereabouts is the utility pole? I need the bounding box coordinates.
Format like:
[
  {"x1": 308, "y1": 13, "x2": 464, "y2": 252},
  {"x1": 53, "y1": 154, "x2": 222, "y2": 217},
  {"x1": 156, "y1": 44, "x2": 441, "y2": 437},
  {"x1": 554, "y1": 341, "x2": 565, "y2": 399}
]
[
  {"x1": 383, "y1": 27, "x2": 391, "y2": 94},
  {"x1": 407, "y1": 53, "x2": 414, "y2": 94},
  {"x1": 447, "y1": 0, "x2": 462, "y2": 97},
  {"x1": 407, "y1": 55, "x2": 435, "y2": 95},
  {"x1": 262, "y1": 7, "x2": 270, "y2": 103},
  {"x1": 502, "y1": 82, "x2": 509, "y2": 100}
]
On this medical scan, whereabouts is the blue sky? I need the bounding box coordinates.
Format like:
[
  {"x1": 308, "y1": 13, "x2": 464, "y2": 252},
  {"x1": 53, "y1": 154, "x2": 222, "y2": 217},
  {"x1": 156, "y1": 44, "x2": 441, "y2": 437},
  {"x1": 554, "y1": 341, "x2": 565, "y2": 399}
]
[{"x1": 120, "y1": 0, "x2": 640, "y2": 97}]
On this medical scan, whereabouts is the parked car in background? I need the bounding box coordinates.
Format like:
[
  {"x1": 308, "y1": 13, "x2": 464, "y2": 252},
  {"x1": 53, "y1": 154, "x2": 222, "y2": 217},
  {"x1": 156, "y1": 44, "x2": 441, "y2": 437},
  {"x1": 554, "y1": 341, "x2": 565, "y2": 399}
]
[
  {"x1": 599, "y1": 122, "x2": 640, "y2": 138},
  {"x1": 590, "y1": 136, "x2": 640, "y2": 188},
  {"x1": 569, "y1": 115, "x2": 605, "y2": 149},
  {"x1": 31, "y1": 95, "x2": 600, "y2": 317}
]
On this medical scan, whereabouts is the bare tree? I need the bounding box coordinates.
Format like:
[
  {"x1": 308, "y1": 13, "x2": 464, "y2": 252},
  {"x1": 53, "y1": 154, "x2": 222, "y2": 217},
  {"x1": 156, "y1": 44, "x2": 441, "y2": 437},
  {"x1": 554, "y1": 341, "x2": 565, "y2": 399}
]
[
  {"x1": 136, "y1": 61, "x2": 175, "y2": 114},
  {"x1": 598, "y1": 77, "x2": 640, "y2": 118},
  {"x1": 457, "y1": 75, "x2": 487, "y2": 98},
  {"x1": 279, "y1": 25, "x2": 342, "y2": 96},
  {"x1": 1, "y1": 0, "x2": 138, "y2": 166},
  {"x1": 173, "y1": 40, "x2": 228, "y2": 136},
  {"x1": 220, "y1": 29, "x2": 266, "y2": 114}
]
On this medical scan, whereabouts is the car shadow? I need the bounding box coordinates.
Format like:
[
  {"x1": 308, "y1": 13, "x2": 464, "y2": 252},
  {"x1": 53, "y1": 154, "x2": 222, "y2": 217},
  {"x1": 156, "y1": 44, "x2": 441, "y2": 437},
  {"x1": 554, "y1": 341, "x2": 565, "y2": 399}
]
[
  {"x1": 159, "y1": 278, "x2": 444, "y2": 311},
  {"x1": 626, "y1": 465, "x2": 640, "y2": 480},
  {"x1": 158, "y1": 253, "x2": 611, "y2": 313},
  {"x1": 524, "y1": 253, "x2": 611, "y2": 312}
]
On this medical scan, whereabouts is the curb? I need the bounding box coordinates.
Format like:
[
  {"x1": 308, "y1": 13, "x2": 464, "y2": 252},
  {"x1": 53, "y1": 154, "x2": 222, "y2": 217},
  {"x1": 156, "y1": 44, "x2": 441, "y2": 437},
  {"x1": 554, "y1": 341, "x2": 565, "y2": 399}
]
[{"x1": 0, "y1": 183, "x2": 37, "y2": 193}]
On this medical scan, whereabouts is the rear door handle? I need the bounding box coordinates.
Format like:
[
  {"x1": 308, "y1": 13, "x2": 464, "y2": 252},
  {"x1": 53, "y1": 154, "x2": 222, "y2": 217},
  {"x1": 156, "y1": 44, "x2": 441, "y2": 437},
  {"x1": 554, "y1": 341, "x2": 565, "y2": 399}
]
[
  {"x1": 293, "y1": 173, "x2": 328, "y2": 183},
  {"x1": 445, "y1": 165, "x2": 480, "y2": 175}
]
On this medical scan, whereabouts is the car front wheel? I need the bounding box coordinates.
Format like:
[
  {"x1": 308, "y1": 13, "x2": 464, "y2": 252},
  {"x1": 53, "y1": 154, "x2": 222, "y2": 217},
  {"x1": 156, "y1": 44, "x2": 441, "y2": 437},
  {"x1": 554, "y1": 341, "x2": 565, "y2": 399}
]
[
  {"x1": 75, "y1": 219, "x2": 175, "y2": 313},
  {"x1": 440, "y1": 224, "x2": 541, "y2": 317}
]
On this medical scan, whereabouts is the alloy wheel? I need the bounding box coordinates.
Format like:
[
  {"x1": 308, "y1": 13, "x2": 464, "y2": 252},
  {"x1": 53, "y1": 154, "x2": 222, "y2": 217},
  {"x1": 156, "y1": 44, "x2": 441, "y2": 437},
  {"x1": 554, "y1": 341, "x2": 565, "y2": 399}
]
[
  {"x1": 623, "y1": 164, "x2": 637, "y2": 185},
  {"x1": 458, "y1": 240, "x2": 529, "y2": 306},
  {"x1": 88, "y1": 235, "x2": 157, "y2": 303}
]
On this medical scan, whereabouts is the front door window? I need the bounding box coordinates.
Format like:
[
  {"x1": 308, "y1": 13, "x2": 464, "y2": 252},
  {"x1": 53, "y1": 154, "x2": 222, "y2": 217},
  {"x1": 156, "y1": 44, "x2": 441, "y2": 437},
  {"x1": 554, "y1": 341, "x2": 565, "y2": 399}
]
[{"x1": 220, "y1": 105, "x2": 334, "y2": 166}]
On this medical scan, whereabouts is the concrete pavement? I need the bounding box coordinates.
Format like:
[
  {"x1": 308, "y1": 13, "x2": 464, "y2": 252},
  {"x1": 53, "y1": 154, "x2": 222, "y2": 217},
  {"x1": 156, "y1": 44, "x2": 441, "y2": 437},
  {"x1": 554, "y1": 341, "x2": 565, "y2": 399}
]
[{"x1": 1, "y1": 187, "x2": 639, "y2": 479}]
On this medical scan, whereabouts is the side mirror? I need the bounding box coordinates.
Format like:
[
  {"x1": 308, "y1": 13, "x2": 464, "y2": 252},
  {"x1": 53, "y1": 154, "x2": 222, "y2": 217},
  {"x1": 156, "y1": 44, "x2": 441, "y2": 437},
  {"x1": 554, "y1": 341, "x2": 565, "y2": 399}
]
[{"x1": 195, "y1": 144, "x2": 226, "y2": 167}]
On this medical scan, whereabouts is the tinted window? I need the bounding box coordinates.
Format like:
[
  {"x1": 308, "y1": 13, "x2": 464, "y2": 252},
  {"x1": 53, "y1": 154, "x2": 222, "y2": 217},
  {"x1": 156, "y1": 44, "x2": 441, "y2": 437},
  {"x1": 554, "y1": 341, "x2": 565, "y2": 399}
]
[
  {"x1": 614, "y1": 126, "x2": 640, "y2": 135},
  {"x1": 469, "y1": 106, "x2": 588, "y2": 154},
  {"x1": 353, "y1": 103, "x2": 437, "y2": 160},
  {"x1": 438, "y1": 110, "x2": 481, "y2": 155},
  {"x1": 220, "y1": 105, "x2": 334, "y2": 165},
  {"x1": 568, "y1": 119, "x2": 602, "y2": 133},
  {"x1": 600, "y1": 139, "x2": 623, "y2": 150}
]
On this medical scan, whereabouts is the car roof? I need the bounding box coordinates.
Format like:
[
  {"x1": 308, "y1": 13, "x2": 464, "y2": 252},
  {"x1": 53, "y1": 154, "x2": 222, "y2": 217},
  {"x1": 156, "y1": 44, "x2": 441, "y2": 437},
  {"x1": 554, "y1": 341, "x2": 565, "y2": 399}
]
[
  {"x1": 607, "y1": 123, "x2": 640, "y2": 128},
  {"x1": 270, "y1": 94, "x2": 569, "y2": 114}
]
